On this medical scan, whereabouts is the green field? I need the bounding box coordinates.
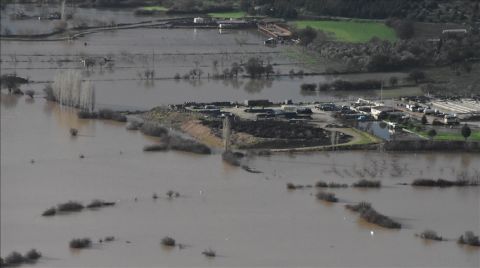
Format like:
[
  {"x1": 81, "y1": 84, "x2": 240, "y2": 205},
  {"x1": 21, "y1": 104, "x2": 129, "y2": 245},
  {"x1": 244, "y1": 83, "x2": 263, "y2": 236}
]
[
  {"x1": 139, "y1": 6, "x2": 168, "y2": 11},
  {"x1": 207, "y1": 11, "x2": 246, "y2": 19},
  {"x1": 294, "y1": 20, "x2": 397, "y2": 43}
]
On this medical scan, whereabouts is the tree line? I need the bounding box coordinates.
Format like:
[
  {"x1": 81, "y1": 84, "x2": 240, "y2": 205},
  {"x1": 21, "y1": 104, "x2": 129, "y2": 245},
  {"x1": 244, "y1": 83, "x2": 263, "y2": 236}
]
[{"x1": 240, "y1": 0, "x2": 479, "y2": 22}]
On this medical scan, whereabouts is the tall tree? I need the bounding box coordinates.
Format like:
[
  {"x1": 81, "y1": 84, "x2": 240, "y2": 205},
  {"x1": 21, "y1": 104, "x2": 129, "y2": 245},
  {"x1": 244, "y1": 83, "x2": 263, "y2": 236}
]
[{"x1": 461, "y1": 124, "x2": 472, "y2": 141}]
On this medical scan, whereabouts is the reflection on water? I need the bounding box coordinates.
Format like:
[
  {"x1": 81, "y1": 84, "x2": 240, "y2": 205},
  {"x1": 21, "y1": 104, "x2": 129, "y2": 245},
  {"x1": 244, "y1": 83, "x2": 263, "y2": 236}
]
[
  {"x1": 1, "y1": 95, "x2": 479, "y2": 267},
  {"x1": 356, "y1": 121, "x2": 392, "y2": 140}
]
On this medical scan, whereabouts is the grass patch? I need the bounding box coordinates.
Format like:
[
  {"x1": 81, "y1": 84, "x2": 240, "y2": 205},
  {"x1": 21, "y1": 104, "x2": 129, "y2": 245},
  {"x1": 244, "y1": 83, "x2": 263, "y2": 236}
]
[
  {"x1": 341, "y1": 128, "x2": 381, "y2": 146},
  {"x1": 417, "y1": 131, "x2": 480, "y2": 142},
  {"x1": 294, "y1": 20, "x2": 397, "y2": 43},
  {"x1": 139, "y1": 6, "x2": 168, "y2": 11},
  {"x1": 208, "y1": 11, "x2": 246, "y2": 18}
]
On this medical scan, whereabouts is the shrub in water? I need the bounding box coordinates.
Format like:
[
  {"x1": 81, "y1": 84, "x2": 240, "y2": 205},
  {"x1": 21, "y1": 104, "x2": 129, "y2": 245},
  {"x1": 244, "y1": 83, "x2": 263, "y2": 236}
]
[
  {"x1": 126, "y1": 121, "x2": 143, "y2": 130},
  {"x1": 69, "y1": 238, "x2": 92, "y2": 249},
  {"x1": 25, "y1": 89, "x2": 35, "y2": 98},
  {"x1": 360, "y1": 208, "x2": 401, "y2": 229},
  {"x1": 86, "y1": 199, "x2": 115, "y2": 208},
  {"x1": 328, "y1": 182, "x2": 348, "y2": 188},
  {"x1": 143, "y1": 144, "x2": 168, "y2": 152},
  {"x1": 352, "y1": 179, "x2": 381, "y2": 188},
  {"x1": 112, "y1": 113, "x2": 127, "y2": 122},
  {"x1": 104, "y1": 236, "x2": 115, "y2": 242},
  {"x1": 345, "y1": 201, "x2": 372, "y2": 213},
  {"x1": 412, "y1": 178, "x2": 473, "y2": 187},
  {"x1": 57, "y1": 201, "x2": 84, "y2": 212},
  {"x1": 222, "y1": 151, "x2": 241, "y2": 166},
  {"x1": 419, "y1": 230, "x2": 442, "y2": 241},
  {"x1": 169, "y1": 136, "x2": 211, "y2": 154},
  {"x1": 411, "y1": 178, "x2": 437, "y2": 186},
  {"x1": 166, "y1": 190, "x2": 180, "y2": 198},
  {"x1": 42, "y1": 207, "x2": 56, "y2": 216},
  {"x1": 316, "y1": 191, "x2": 338, "y2": 202},
  {"x1": 346, "y1": 202, "x2": 401, "y2": 229},
  {"x1": 458, "y1": 231, "x2": 480, "y2": 246},
  {"x1": 161, "y1": 237, "x2": 176, "y2": 247},
  {"x1": 286, "y1": 183, "x2": 296, "y2": 190},
  {"x1": 24, "y1": 249, "x2": 42, "y2": 261},
  {"x1": 5, "y1": 251, "x2": 25, "y2": 265},
  {"x1": 202, "y1": 248, "x2": 216, "y2": 257},
  {"x1": 70, "y1": 128, "x2": 78, "y2": 136},
  {"x1": 97, "y1": 109, "x2": 114, "y2": 119},
  {"x1": 315, "y1": 181, "x2": 328, "y2": 188},
  {"x1": 140, "y1": 123, "x2": 168, "y2": 137},
  {"x1": 77, "y1": 110, "x2": 97, "y2": 119}
]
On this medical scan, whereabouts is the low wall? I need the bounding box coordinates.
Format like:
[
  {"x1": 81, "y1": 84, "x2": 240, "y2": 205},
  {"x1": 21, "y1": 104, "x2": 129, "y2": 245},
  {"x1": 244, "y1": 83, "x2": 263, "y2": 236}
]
[{"x1": 384, "y1": 140, "x2": 480, "y2": 152}]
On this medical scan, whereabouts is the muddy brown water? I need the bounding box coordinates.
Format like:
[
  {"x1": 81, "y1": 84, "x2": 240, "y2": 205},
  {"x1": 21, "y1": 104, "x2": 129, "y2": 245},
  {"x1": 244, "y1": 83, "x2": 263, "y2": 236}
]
[
  {"x1": 1, "y1": 94, "x2": 479, "y2": 267},
  {"x1": 1, "y1": 26, "x2": 413, "y2": 108}
]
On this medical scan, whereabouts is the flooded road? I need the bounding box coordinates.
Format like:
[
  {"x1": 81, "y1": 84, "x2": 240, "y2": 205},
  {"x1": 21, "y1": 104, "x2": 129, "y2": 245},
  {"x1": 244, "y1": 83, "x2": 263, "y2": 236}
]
[{"x1": 1, "y1": 94, "x2": 479, "y2": 267}]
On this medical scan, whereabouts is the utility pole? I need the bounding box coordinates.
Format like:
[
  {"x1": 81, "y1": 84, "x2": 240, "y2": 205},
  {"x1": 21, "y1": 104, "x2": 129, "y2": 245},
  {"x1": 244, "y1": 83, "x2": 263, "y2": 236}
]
[
  {"x1": 223, "y1": 115, "x2": 231, "y2": 152},
  {"x1": 380, "y1": 80, "x2": 384, "y2": 104},
  {"x1": 61, "y1": 0, "x2": 66, "y2": 21}
]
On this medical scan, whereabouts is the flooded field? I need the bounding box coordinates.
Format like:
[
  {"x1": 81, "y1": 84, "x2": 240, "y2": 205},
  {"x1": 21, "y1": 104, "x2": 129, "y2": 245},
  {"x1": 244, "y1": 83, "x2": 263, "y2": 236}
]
[
  {"x1": 1, "y1": 94, "x2": 479, "y2": 267},
  {"x1": 2, "y1": 25, "x2": 414, "y2": 109},
  {"x1": 1, "y1": 4, "x2": 478, "y2": 267}
]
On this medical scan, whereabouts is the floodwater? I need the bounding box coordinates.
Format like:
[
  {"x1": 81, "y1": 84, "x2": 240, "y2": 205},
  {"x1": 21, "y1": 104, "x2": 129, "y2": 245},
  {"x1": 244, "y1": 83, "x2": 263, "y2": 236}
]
[
  {"x1": 1, "y1": 5, "x2": 478, "y2": 266},
  {"x1": 1, "y1": 94, "x2": 479, "y2": 267},
  {"x1": 1, "y1": 3, "x2": 167, "y2": 34},
  {"x1": 1, "y1": 25, "x2": 413, "y2": 109}
]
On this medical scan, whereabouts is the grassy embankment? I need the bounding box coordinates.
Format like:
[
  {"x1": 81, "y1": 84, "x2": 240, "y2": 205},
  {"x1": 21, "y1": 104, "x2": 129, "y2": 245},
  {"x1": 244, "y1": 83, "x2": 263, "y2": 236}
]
[
  {"x1": 338, "y1": 127, "x2": 382, "y2": 146},
  {"x1": 208, "y1": 11, "x2": 246, "y2": 19},
  {"x1": 417, "y1": 130, "x2": 480, "y2": 141},
  {"x1": 294, "y1": 20, "x2": 397, "y2": 43}
]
